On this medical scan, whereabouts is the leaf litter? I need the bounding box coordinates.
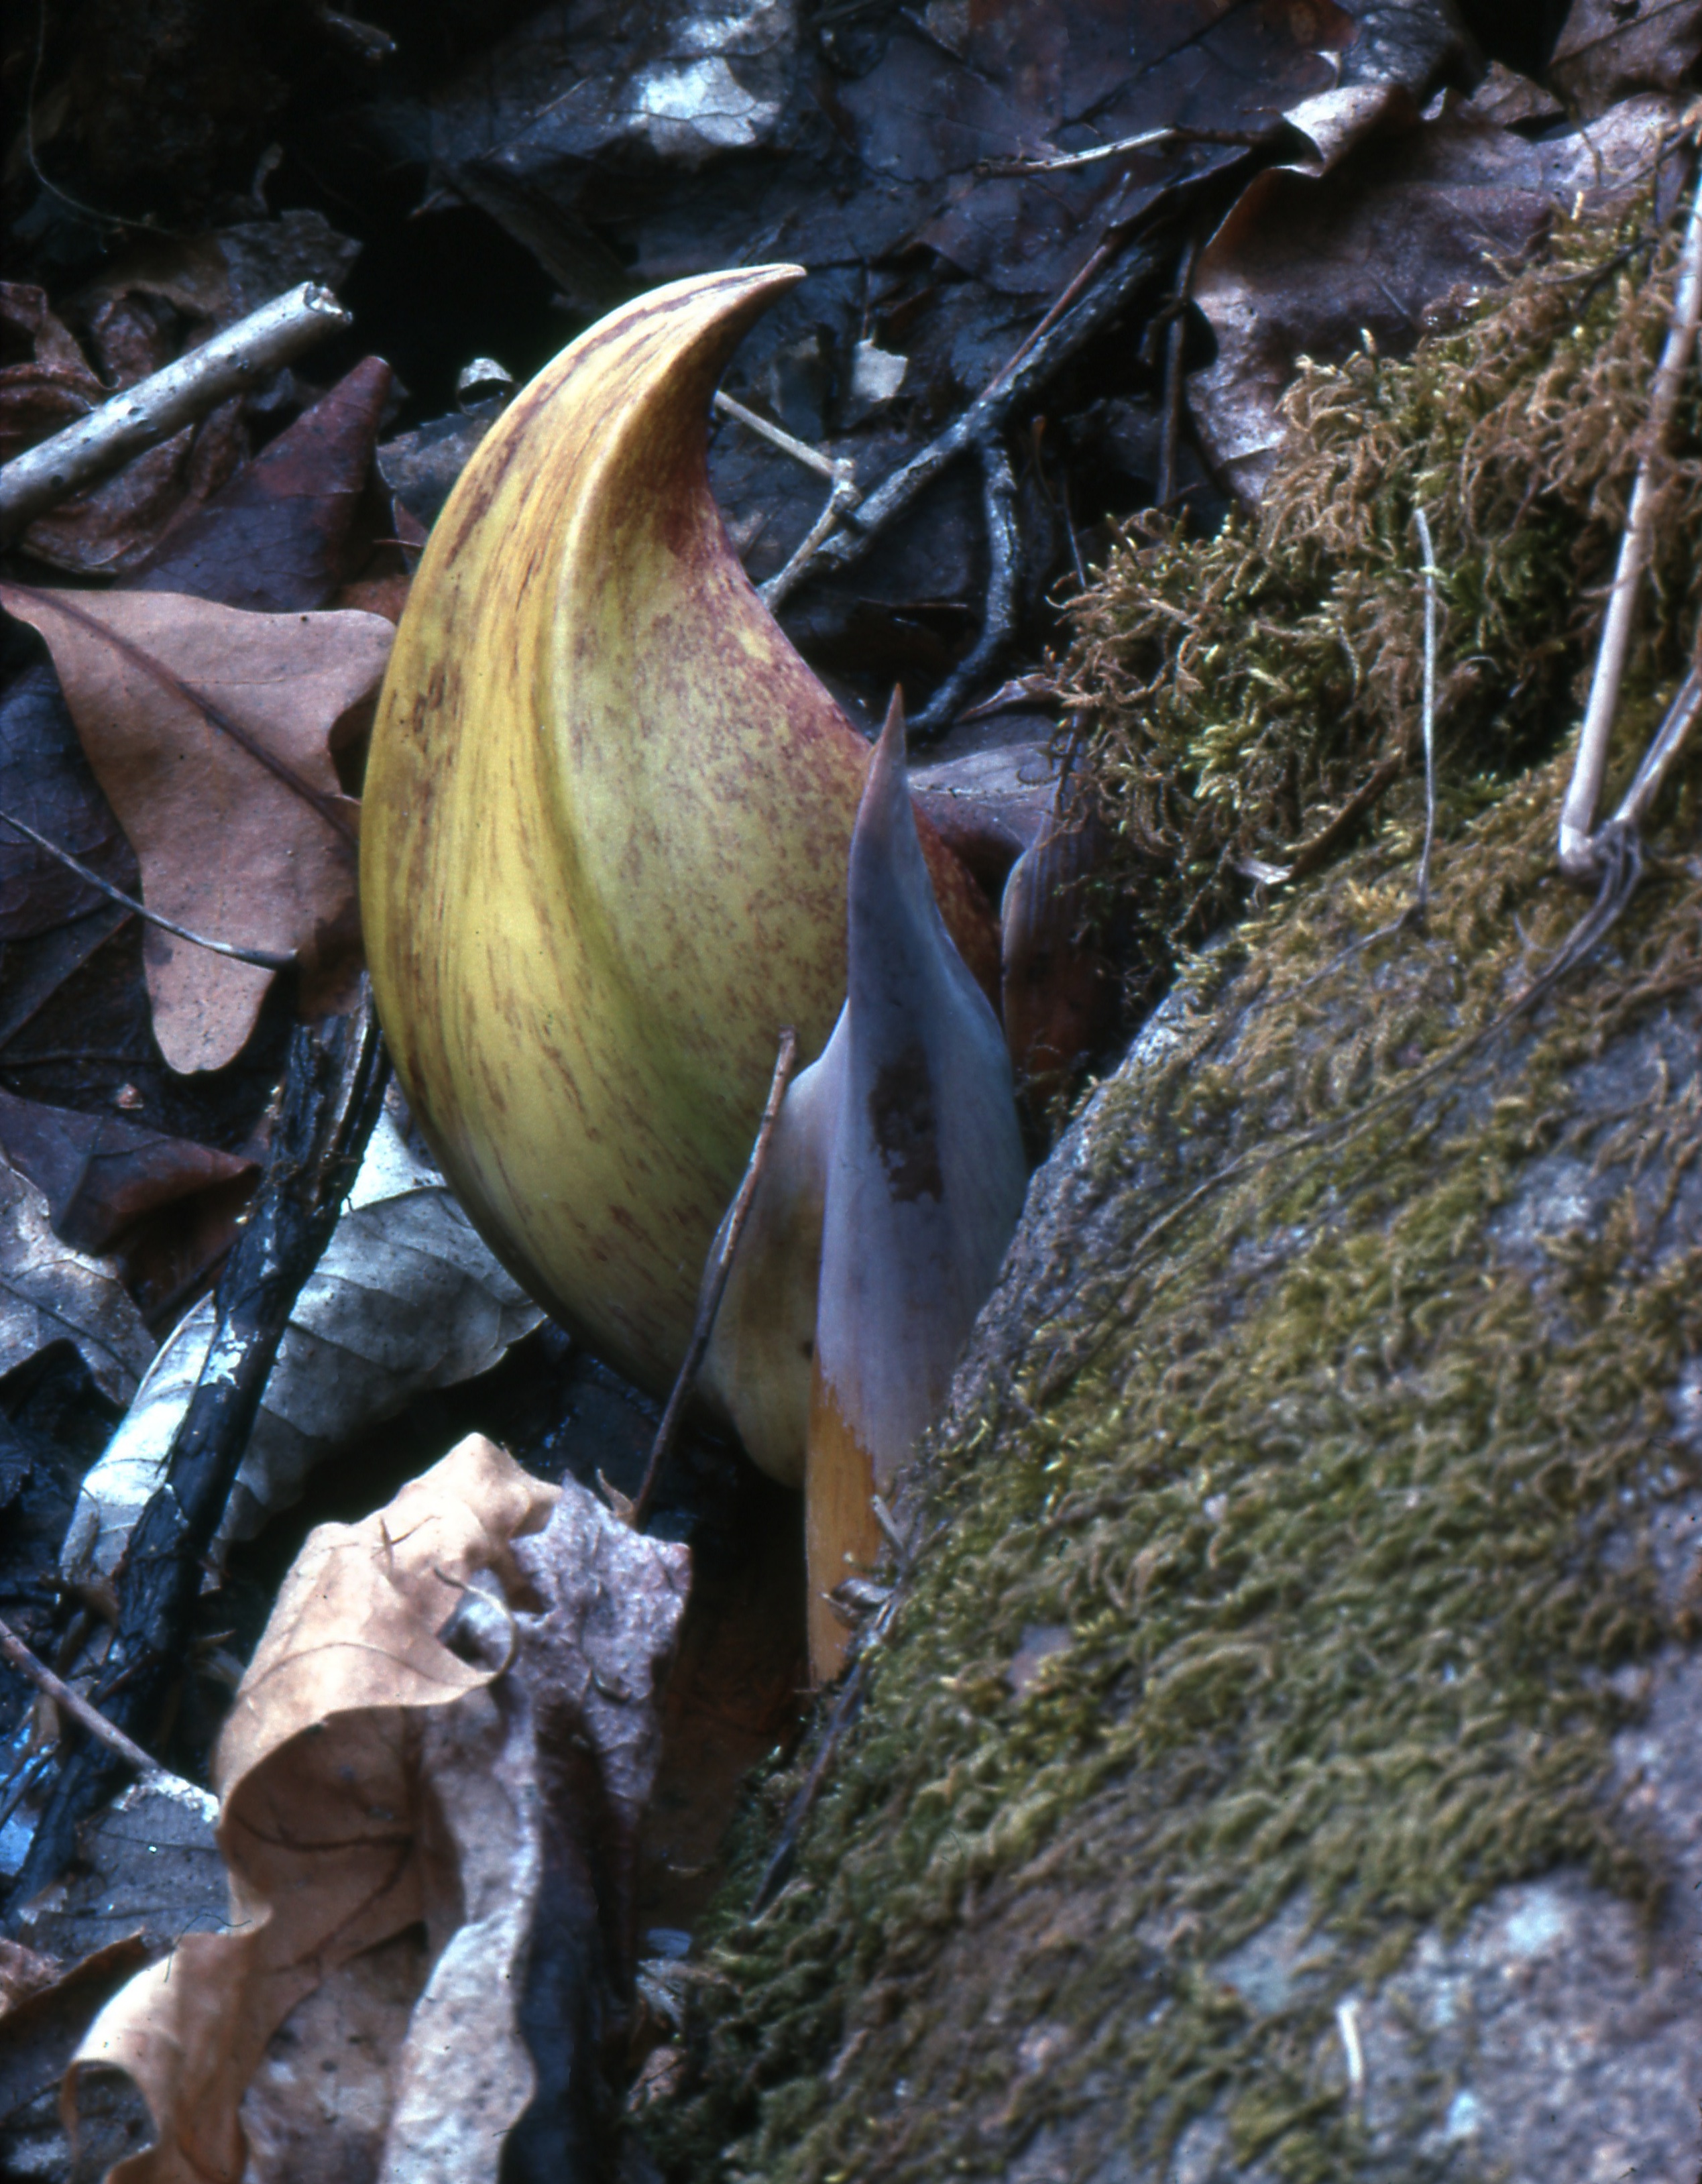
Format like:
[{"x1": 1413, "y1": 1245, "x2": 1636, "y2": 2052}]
[{"x1": 64, "y1": 1434, "x2": 685, "y2": 2184}]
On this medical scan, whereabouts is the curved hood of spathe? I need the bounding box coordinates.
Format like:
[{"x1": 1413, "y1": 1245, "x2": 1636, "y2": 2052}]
[{"x1": 361, "y1": 267, "x2": 1000, "y2": 1396}]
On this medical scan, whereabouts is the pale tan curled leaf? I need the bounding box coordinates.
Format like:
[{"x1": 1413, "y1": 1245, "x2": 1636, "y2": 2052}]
[
  {"x1": 0, "y1": 583, "x2": 390, "y2": 1072},
  {"x1": 65, "y1": 1441, "x2": 689, "y2": 2184},
  {"x1": 218, "y1": 1433, "x2": 557, "y2": 1788},
  {"x1": 66, "y1": 1435, "x2": 557, "y2": 2184}
]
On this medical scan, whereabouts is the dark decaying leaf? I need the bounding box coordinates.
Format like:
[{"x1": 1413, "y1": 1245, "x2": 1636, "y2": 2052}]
[
  {"x1": 0, "y1": 279, "x2": 247, "y2": 580},
  {"x1": 131, "y1": 357, "x2": 396, "y2": 614},
  {"x1": 0, "y1": 1086, "x2": 253, "y2": 1257},
  {"x1": 909, "y1": 719, "x2": 1060, "y2": 899},
  {"x1": 1549, "y1": 0, "x2": 1702, "y2": 117},
  {"x1": 1000, "y1": 795, "x2": 1121, "y2": 1108},
  {"x1": 0, "y1": 1153, "x2": 155, "y2": 1403},
  {"x1": 65, "y1": 213, "x2": 361, "y2": 345},
  {"x1": 1189, "y1": 92, "x2": 1684, "y2": 502}
]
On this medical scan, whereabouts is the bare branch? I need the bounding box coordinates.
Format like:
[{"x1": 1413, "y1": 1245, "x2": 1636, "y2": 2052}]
[
  {"x1": 0, "y1": 282, "x2": 353, "y2": 544},
  {"x1": 0, "y1": 1611, "x2": 174, "y2": 1788},
  {"x1": 1558, "y1": 160, "x2": 1702, "y2": 881},
  {"x1": 911, "y1": 439, "x2": 1021, "y2": 735}
]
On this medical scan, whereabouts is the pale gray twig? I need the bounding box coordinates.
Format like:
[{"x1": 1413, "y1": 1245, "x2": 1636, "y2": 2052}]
[
  {"x1": 715, "y1": 390, "x2": 858, "y2": 494},
  {"x1": 0, "y1": 283, "x2": 352, "y2": 543},
  {"x1": 982, "y1": 122, "x2": 1263, "y2": 177},
  {"x1": 1559, "y1": 160, "x2": 1702, "y2": 881},
  {"x1": 1414, "y1": 507, "x2": 1439, "y2": 912}
]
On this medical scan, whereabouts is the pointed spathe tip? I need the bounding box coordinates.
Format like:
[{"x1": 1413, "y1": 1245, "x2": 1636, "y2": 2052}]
[
  {"x1": 860, "y1": 687, "x2": 911, "y2": 829},
  {"x1": 877, "y1": 685, "x2": 907, "y2": 761}
]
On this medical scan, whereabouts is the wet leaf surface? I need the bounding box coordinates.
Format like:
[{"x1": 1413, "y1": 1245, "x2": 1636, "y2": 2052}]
[
  {"x1": 1550, "y1": 0, "x2": 1702, "y2": 115},
  {"x1": 131, "y1": 357, "x2": 396, "y2": 614},
  {"x1": 0, "y1": 1086, "x2": 253, "y2": 1258}
]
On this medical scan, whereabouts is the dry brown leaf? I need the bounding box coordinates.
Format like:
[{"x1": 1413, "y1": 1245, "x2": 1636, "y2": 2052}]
[
  {"x1": 65, "y1": 1435, "x2": 689, "y2": 2184},
  {"x1": 0, "y1": 583, "x2": 390, "y2": 1073}
]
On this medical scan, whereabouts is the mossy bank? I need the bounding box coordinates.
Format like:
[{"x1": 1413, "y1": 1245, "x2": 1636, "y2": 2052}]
[{"x1": 644, "y1": 183, "x2": 1702, "y2": 2181}]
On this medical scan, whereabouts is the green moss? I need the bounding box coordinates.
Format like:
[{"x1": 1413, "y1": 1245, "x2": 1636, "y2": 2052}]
[
  {"x1": 1062, "y1": 184, "x2": 1702, "y2": 987},
  {"x1": 655, "y1": 754, "x2": 1702, "y2": 2181},
  {"x1": 645, "y1": 175, "x2": 1702, "y2": 2183}
]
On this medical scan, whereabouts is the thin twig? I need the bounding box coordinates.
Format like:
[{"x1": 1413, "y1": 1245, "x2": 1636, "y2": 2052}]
[
  {"x1": 1558, "y1": 157, "x2": 1702, "y2": 882},
  {"x1": 983, "y1": 235, "x2": 1118, "y2": 398},
  {"x1": 0, "y1": 1612, "x2": 166, "y2": 1783},
  {"x1": 1414, "y1": 507, "x2": 1440, "y2": 913},
  {"x1": 714, "y1": 390, "x2": 859, "y2": 498},
  {"x1": 1255, "y1": 750, "x2": 1408, "y2": 890},
  {"x1": 982, "y1": 122, "x2": 1265, "y2": 177},
  {"x1": 631, "y1": 1026, "x2": 800, "y2": 1528},
  {"x1": 0, "y1": 284, "x2": 352, "y2": 543},
  {"x1": 0, "y1": 809, "x2": 297, "y2": 970},
  {"x1": 760, "y1": 469, "x2": 866, "y2": 612},
  {"x1": 911, "y1": 439, "x2": 1021, "y2": 736},
  {"x1": 1611, "y1": 657, "x2": 1702, "y2": 831},
  {"x1": 767, "y1": 226, "x2": 1169, "y2": 604},
  {"x1": 749, "y1": 1589, "x2": 901, "y2": 1917},
  {"x1": 1157, "y1": 239, "x2": 1199, "y2": 512}
]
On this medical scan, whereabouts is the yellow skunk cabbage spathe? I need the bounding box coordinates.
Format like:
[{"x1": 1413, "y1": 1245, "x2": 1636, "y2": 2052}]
[{"x1": 359, "y1": 268, "x2": 1000, "y2": 1399}]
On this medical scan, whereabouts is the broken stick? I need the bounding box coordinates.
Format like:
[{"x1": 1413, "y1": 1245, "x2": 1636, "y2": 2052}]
[{"x1": 0, "y1": 282, "x2": 353, "y2": 544}]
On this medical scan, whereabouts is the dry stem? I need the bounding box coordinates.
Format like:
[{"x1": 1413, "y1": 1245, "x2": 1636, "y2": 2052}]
[
  {"x1": 0, "y1": 809, "x2": 297, "y2": 970},
  {"x1": 0, "y1": 1611, "x2": 174, "y2": 1788},
  {"x1": 0, "y1": 282, "x2": 352, "y2": 543},
  {"x1": 1558, "y1": 158, "x2": 1702, "y2": 880},
  {"x1": 632, "y1": 1025, "x2": 801, "y2": 1527}
]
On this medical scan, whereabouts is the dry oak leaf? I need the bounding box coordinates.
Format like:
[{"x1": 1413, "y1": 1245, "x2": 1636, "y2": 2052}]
[
  {"x1": 0, "y1": 584, "x2": 390, "y2": 1073},
  {"x1": 66, "y1": 1435, "x2": 559, "y2": 2184}
]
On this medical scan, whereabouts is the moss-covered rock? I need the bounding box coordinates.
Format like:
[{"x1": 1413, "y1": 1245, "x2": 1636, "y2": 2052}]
[
  {"x1": 655, "y1": 750, "x2": 1702, "y2": 2181},
  {"x1": 644, "y1": 176, "x2": 1702, "y2": 2183}
]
